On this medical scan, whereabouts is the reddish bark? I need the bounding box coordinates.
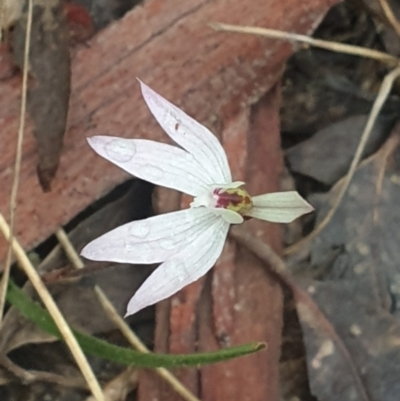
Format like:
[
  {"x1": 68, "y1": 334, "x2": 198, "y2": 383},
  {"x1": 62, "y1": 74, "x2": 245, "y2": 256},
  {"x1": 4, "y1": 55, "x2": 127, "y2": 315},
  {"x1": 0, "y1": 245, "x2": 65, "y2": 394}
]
[
  {"x1": 0, "y1": 0, "x2": 335, "y2": 261},
  {"x1": 0, "y1": 0, "x2": 338, "y2": 399},
  {"x1": 136, "y1": 1, "x2": 339, "y2": 400},
  {"x1": 202, "y1": 86, "x2": 283, "y2": 401}
]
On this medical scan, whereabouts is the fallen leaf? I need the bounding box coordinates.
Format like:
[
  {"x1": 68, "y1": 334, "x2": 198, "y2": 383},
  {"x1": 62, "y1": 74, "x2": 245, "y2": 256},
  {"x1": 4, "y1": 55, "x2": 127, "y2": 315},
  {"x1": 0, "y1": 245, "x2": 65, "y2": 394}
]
[
  {"x1": 298, "y1": 278, "x2": 400, "y2": 401},
  {"x1": 310, "y1": 126, "x2": 400, "y2": 311},
  {"x1": 300, "y1": 123, "x2": 400, "y2": 401},
  {"x1": 286, "y1": 115, "x2": 392, "y2": 186},
  {"x1": 11, "y1": 0, "x2": 71, "y2": 191}
]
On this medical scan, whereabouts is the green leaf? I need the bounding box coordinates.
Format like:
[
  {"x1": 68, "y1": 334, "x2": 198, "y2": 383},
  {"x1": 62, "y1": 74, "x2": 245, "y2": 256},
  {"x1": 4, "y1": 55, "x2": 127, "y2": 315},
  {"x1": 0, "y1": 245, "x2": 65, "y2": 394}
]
[{"x1": 6, "y1": 280, "x2": 265, "y2": 368}]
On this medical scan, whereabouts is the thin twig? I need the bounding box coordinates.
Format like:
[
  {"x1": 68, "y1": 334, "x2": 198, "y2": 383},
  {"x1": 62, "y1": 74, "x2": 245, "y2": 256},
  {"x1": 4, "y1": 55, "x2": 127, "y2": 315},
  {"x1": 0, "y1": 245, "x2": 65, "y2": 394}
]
[
  {"x1": 378, "y1": 0, "x2": 400, "y2": 38},
  {"x1": 230, "y1": 227, "x2": 290, "y2": 281},
  {"x1": 0, "y1": 0, "x2": 33, "y2": 324},
  {"x1": 284, "y1": 66, "x2": 400, "y2": 255},
  {"x1": 56, "y1": 228, "x2": 202, "y2": 401},
  {"x1": 0, "y1": 355, "x2": 87, "y2": 389},
  {"x1": 85, "y1": 367, "x2": 138, "y2": 401},
  {"x1": 55, "y1": 228, "x2": 85, "y2": 269},
  {"x1": 211, "y1": 22, "x2": 399, "y2": 66},
  {"x1": 0, "y1": 215, "x2": 104, "y2": 401}
]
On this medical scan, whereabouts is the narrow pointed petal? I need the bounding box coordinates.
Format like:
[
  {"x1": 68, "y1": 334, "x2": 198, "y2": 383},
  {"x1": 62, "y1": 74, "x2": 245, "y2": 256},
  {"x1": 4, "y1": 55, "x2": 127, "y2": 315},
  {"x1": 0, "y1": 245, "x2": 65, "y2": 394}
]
[
  {"x1": 81, "y1": 208, "x2": 217, "y2": 264},
  {"x1": 87, "y1": 136, "x2": 213, "y2": 196},
  {"x1": 126, "y1": 218, "x2": 229, "y2": 316},
  {"x1": 245, "y1": 191, "x2": 314, "y2": 223},
  {"x1": 139, "y1": 80, "x2": 232, "y2": 184}
]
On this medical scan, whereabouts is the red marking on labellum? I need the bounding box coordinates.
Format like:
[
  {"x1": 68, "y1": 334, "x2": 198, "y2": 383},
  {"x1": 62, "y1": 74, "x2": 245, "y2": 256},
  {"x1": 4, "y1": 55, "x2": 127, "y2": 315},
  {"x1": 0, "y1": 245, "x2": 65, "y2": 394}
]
[
  {"x1": 213, "y1": 188, "x2": 253, "y2": 214},
  {"x1": 214, "y1": 190, "x2": 243, "y2": 208}
]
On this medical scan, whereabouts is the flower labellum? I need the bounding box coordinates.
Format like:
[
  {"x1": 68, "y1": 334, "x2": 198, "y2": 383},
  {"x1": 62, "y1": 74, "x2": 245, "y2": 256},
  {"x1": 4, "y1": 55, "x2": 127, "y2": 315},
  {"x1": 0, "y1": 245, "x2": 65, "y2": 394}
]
[{"x1": 81, "y1": 81, "x2": 313, "y2": 316}]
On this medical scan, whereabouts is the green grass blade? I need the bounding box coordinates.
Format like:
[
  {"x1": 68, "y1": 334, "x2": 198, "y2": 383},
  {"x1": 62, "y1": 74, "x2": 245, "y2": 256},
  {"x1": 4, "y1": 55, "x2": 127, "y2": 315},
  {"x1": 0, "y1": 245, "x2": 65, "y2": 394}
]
[{"x1": 6, "y1": 280, "x2": 265, "y2": 368}]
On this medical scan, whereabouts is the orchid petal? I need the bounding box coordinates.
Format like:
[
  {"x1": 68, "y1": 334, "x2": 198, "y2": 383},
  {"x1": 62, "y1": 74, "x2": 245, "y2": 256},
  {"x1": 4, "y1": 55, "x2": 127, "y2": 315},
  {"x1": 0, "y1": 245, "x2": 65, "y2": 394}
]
[
  {"x1": 209, "y1": 208, "x2": 244, "y2": 224},
  {"x1": 214, "y1": 181, "x2": 245, "y2": 189},
  {"x1": 81, "y1": 208, "x2": 217, "y2": 264},
  {"x1": 139, "y1": 80, "x2": 232, "y2": 184},
  {"x1": 245, "y1": 191, "x2": 314, "y2": 223},
  {"x1": 125, "y1": 218, "x2": 229, "y2": 316},
  {"x1": 87, "y1": 136, "x2": 214, "y2": 196}
]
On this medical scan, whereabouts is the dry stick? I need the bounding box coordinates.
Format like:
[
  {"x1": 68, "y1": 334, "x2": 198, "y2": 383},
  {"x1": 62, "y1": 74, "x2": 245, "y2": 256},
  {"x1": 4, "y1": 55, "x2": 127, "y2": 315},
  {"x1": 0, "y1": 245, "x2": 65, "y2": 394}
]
[
  {"x1": 211, "y1": 22, "x2": 399, "y2": 65},
  {"x1": 85, "y1": 368, "x2": 138, "y2": 401},
  {"x1": 0, "y1": 215, "x2": 105, "y2": 401},
  {"x1": 0, "y1": 0, "x2": 33, "y2": 324},
  {"x1": 55, "y1": 228, "x2": 202, "y2": 401},
  {"x1": 285, "y1": 65, "x2": 400, "y2": 255},
  {"x1": 0, "y1": 355, "x2": 87, "y2": 389},
  {"x1": 230, "y1": 229, "x2": 287, "y2": 278},
  {"x1": 55, "y1": 228, "x2": 85, "y2": 269},
  {"x1": 378, "y1": 0, "x2": 400, "y2": 38}
]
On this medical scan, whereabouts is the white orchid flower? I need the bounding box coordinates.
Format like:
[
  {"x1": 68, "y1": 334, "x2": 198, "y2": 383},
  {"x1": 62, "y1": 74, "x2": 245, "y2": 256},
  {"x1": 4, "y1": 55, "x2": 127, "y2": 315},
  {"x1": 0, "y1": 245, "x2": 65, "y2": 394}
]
[{"x1": 81, "y1": 81, "x2": 313, "y2": 316}]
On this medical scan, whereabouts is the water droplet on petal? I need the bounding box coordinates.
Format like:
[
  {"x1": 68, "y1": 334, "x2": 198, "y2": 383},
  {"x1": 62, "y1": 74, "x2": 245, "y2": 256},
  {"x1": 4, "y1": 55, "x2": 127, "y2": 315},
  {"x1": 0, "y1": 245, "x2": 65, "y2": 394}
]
[
  {"x1": 124, "y1": 242, "x2": 134, "y2": 251},
  {"x1": 172, "y1": 264, "x2": 185, "y2": 282},
  {"x1": 129, "y1": 221, "x2": 151, "y2": 238},
  {"x1": 139, "y1": 243, "x2": 154, "y2": 256},
  {"x1": 139, "y1": 165, "x2": 164, "y2": 180},
  {"x1": 123, "y1": 242, "x2": 154, "y2": 262},
  {"x1": 171, "y1": 260, "x2": 189, "y2": 283},
  {"x1": 160, "y1": 238, "x2": 177, "y2": 250},
  {"x1": 105, "y1": 140, "x2": 135, "y2": 162}
]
